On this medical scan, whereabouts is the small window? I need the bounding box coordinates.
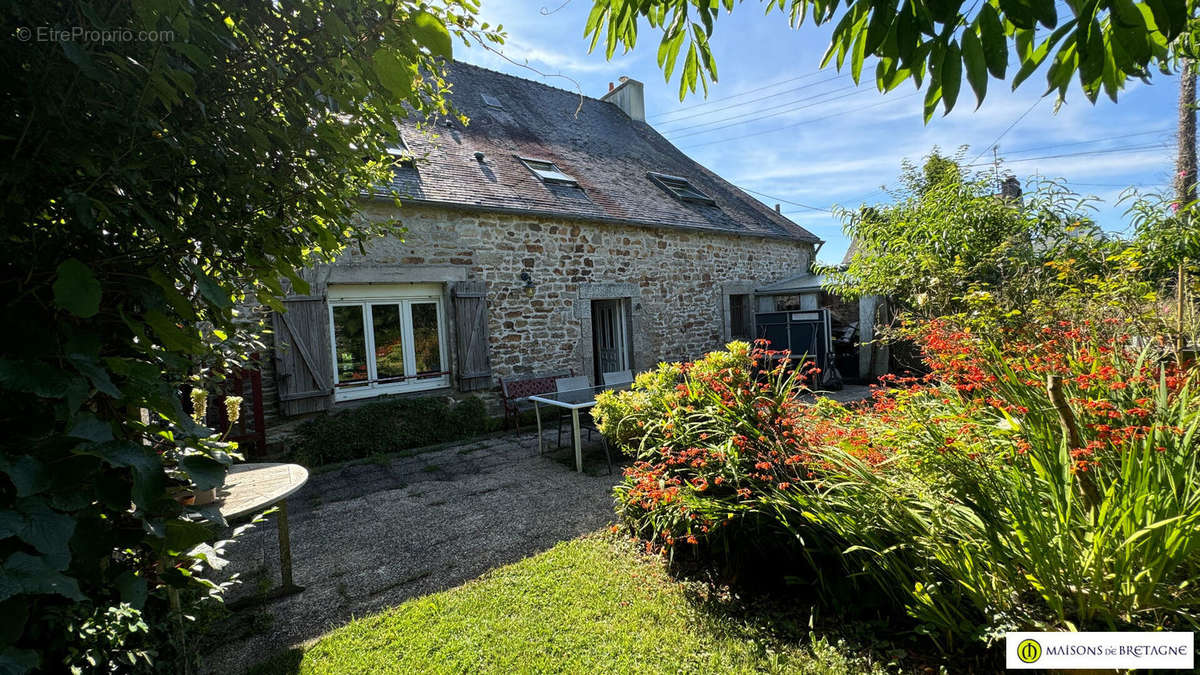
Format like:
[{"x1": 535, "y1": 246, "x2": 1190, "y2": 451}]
[
  {"x1": 647, "y1": 172, "x2": 715, "y2": 205},
  {"x1": 729, "y1": 294, "x2": 754, "y2": 340},
  {"x1": 481, "y1": 93, "x2": 503, "y2": 109},
  {"x1": 519, "y1": 157, "x2": 578, "y2": 186}
]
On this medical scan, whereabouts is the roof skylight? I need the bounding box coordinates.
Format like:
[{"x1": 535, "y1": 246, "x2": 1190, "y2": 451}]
[
  {"x1": 647, "y1": 172, "x2": 715, "y2": 205},
  {"x1": 519, "y1": 157, "x2": 578, "y2": 186},
  {"x1": 481, "y1": 93, "x2": 503, "y2": 109}
]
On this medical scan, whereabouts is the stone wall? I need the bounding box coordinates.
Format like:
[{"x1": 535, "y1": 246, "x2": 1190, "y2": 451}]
[{"x1": 262, "y1": 202, "x2": 814, "y2": 426}]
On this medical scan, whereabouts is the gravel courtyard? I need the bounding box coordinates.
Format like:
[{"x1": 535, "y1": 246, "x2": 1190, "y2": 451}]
[
  {"x1": 201, "y1": 386, "x2": 870, "y2": 673},
  {"x1": 201, "y1": 430, "x2": 619, "y2": 673}
]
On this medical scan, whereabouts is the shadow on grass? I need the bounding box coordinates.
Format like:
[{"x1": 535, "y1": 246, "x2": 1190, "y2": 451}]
[
  {"x1": 244, "y1": 647, "x2": 304, "y2": 675},
  {"x1": 664, "y1": 548, "x2": 1006, "y2": 673}
]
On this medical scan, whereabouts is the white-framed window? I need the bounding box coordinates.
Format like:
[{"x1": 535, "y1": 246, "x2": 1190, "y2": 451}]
[{"x1": 327, "y1": 284, "x2": 449, "y2": 401}]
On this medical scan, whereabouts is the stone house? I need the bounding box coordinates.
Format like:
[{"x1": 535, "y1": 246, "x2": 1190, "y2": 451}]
[{"x1": 266, "y1": 62, "x2": 821, "y2": 421}]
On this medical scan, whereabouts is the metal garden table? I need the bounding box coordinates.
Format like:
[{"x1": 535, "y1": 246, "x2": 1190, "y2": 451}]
[
  {"x1": 218, "y1": 462, "x2": 309, "y2": 596},
  {"x1": 529, "y1": 383, "x2": 629, "y2": 473}
]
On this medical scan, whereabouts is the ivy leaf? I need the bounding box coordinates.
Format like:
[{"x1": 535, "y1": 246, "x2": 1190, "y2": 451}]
[
  {"x1": 163, "y1": 519, "x2": 214, "y2": 556},
  {"x1": 0, "y1": 360, "x2": 80, "y2": 399},
  {"x1": 115, "y1": 570, "x2": 148, "y2": 609},
  {"x1": 409, "y1": 11, "x2": 452, "y2": 60},
  {"x1": 180, "y1": 454, "x2": 229, "y2": 491},
  {"x1": 78, "y1": 442, "x2": 163, "y2": 510},
  {"x1": 0, "y1": 500, "x2": 76, "y2": 570},
  {"x1": 0, "y1": 553, "x2": 84, "y2": 603},
  {"x1": 67, "y1": 414, "x2": 114, "y2": 443},
  {"x1": 52, "y1": 259, "x2": 101, "y2": 318},
  {"x1": 67, "y1": 354, "x2": 121, "y2": 398},
  {"x1": 0, "y1": 456, "x2": 49, "y2": 498}
]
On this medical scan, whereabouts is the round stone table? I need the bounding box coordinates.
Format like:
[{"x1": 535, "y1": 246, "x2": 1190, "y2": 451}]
[{"x1": 218, "y1": 463, "x2": 309, "y2": 594}]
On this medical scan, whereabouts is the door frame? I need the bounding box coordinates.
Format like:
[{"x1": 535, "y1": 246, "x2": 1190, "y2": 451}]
[{"x1": 590, "y1": 298, "x2": 632, "y2": 383}]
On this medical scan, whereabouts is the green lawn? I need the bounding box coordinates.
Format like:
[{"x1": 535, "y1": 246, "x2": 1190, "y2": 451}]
[{"x1": 249, "y1": 534, "x2": 894, "y2": 674}]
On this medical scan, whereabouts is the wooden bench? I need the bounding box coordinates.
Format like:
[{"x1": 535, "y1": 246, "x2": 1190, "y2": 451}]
[{"x1": 499, "y1": 371, "x2": 571, "y2": 432}]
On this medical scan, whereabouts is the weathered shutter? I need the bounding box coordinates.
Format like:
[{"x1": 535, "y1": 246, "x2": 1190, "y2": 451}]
[
  {"x1": 451, "y1": 280, "x2": 493, "y2": 391},
  {"x1": 272, "y1": 296, "x2": 333, "y2": 415}
]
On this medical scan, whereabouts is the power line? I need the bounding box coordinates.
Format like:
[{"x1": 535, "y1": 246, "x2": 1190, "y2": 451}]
[
  {"x1": 648, "y1": 69, "x2": 832, "y2": 119},
  {"x1": 679, "y1": 90, "x2": 922, "y2": 149},
  {"x1": 735, "y1": 186, "x2": 834, "y2": 213},
  {"x1": 969, "y1": 98, "x2": 1043, "y2": 165},
  {"x1": 665, "y1": 86, "x2": 862, "y2": 139},
  {"x1": 1000, "y1": 128, "x2": 1172, "y2": 156},
  {"x1": 655, "y1": 75, "x2": 848, "y2": 127},
  {"x1": 963, "y1": 143, "x2": 1169, "y2": 167}
]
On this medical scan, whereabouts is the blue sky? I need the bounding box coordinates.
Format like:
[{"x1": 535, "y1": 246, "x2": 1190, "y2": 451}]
[{"x1": 460, "y1": 1, "x2": 1181, "y2": 264}]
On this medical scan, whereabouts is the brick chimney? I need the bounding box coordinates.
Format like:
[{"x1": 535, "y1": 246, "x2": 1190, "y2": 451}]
[{"x1": 601, "y1": 75, "x2": 645, "y2": 122}]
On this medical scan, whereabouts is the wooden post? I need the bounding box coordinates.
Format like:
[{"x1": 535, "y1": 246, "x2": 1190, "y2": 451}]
[
  {"x1": 277, "y1": 499, "x2": 294, "y2": 589},
  {"x1": 1047, "y1": 375, "x2": 1101, "y2": 510},
  {"x1": 1175, "y1": 59, "x2": 1195, "y2": 366}
]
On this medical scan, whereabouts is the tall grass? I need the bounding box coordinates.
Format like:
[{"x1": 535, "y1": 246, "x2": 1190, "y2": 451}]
[{"x1": 596, "y1": 328, "x2": 1200, "y2": 649}]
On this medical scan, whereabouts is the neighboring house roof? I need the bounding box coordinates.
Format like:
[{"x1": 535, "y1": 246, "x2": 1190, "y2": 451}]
[
  {"x1": 377, "y1": 61, "x2": 821, "y2": 243},
  {"x1": 756, "y1": 273, "x2": 829, "y2": 294}
]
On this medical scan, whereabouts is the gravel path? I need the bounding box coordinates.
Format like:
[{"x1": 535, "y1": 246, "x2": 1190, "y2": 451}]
[{"x1": 200, "y1": 429, "x2": 619, "y2": 673}]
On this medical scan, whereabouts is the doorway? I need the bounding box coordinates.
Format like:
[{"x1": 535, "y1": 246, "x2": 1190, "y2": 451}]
[{"x1": 591, "y1": 299, "x2": 630, "y2": 382}]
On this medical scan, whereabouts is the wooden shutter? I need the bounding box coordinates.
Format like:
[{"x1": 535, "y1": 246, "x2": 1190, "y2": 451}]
[
  {"x1": 452, "y1": 280, "x2": 493, "y2": 391},
  {"x1": 272, "y1": 296, "x2": 333, "y2": 415}
]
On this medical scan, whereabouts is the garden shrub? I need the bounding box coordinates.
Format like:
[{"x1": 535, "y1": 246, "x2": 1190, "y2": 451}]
[
  {"x1": 292, "y1": 395, "x2": 490, "y2": 466},
  {"x1": 596, "y1": 330, "x2": 1200, "y2": 650}
]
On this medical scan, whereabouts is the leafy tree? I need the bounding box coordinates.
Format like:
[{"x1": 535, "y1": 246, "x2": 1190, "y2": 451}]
[
  {"x1": 821, "y1": 151, "x2": 1107, "y2": 315},
  {"x1": 584, "y1": 0, "x2": 1196, "y2": 119},
  {"x1": 0, "y1": 0, "x2": 498, "y2": 671}
]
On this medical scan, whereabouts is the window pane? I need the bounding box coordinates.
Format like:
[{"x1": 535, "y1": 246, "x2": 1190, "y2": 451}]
[
  {"x1": 332, "y1": 305, "x2": 368, "y2": 386},
  {"x1": 775, "y1": 295, "x2": 802, "y2": 311},
  {"x1": 730, "y1": 294, "x2": 751, "y2": 339},
  {"x1": 371, "y1": 304, "x2": 406, "y2": 380},
  {"x1": 411, "y1": 302, "x2": 442, "y2": 375}
]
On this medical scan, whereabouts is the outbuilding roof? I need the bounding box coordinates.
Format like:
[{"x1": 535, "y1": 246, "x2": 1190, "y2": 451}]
[{"x1": 379, "y1": 61, "x2": 821, "y2": 243}]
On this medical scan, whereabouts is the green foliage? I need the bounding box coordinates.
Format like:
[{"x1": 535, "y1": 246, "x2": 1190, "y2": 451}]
[
  {"x1": 293, "y1": 396, "x2": 491, "y2": 466},
  {"x1": 584, "y1": 0, "x2": 1190, "y2": 117},
  {"x1": 820, "y1": 151, "x2": 1111, "y2": 317},
  {"x1": 0, "y1": 1, "x2": 499, "y2": 670},
  {"x1": 602, "y1": 324, "x2": 1200, "y2": 650}
]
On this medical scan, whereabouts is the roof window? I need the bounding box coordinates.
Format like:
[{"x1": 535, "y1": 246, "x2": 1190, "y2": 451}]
[
  {"x1": 647, "y1": 172, "x2": 715, "y2": 205},
  {"x1": 519, "y1": 157, "x2": 578, "y2": 186},
  {"x1": 481, "y1": 93, "x2": 503, "y2": 109}
]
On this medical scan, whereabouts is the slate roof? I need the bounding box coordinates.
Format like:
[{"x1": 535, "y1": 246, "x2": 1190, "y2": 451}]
[{"x1": 378, "y1": 62, "x2": 821, "y2": 243}]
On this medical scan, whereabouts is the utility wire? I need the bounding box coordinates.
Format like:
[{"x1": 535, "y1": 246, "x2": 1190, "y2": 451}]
[
  {"x1": 998, "y1": 128, "x2": 1172, "y2": 156},
  {"x1": 648, "y1": 69, "x2": 832, "y2": 119},
  {"x1": 963, "y1": 143, "x2": 1169, "y2": 167},
  {"x1": 679, "y1": 90, "x2": 922, "y2": 149},
  {"x1": 665, "y1": 86, "x2": 862, "y2": 139},
  {"x1": 969, "y1": 98, "x2": 1043, "y2": 164},
  {"x1": 654, "y1": 75, "x2": 848, "y2": 127},
  {"x1": 736, "y1": 186, "x2": 834, "y2": 213}
]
